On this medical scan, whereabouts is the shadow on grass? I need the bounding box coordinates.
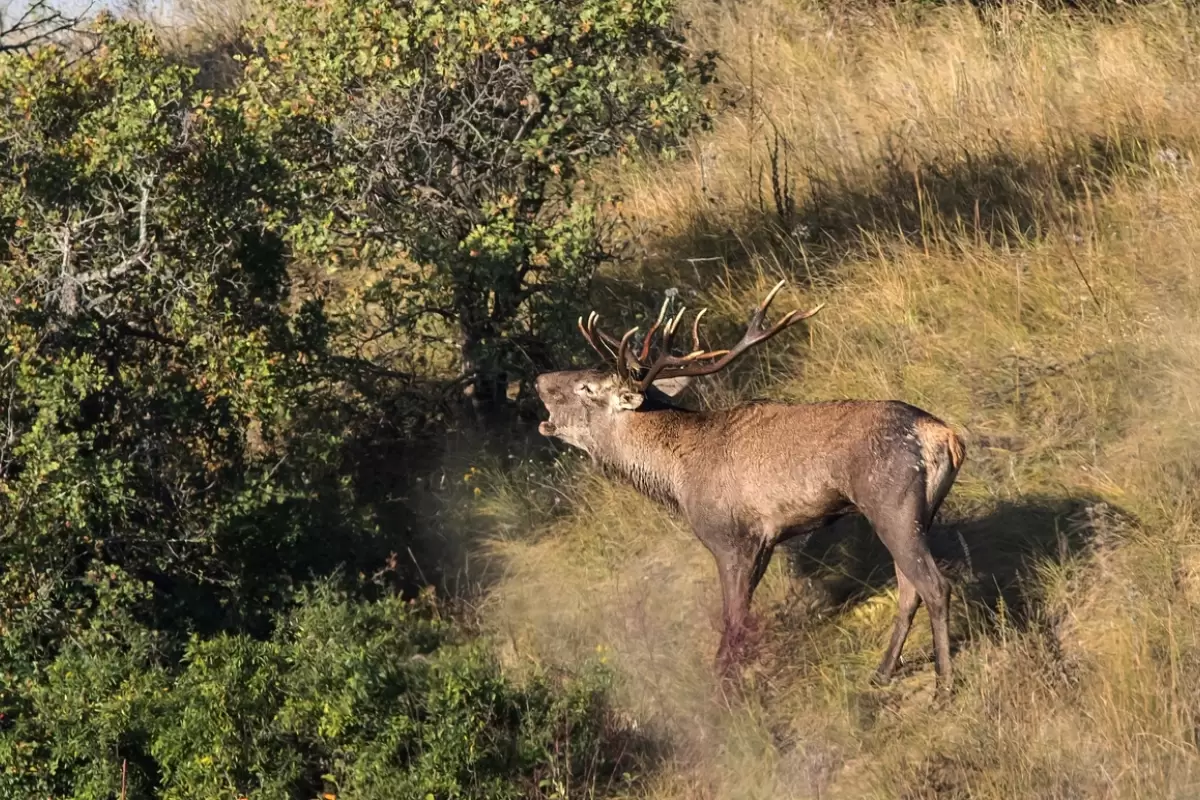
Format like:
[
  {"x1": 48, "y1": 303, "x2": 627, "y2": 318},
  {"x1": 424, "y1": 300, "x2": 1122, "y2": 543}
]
[
  {"x1": 779, "y1": 493, "x2": 1132, "y2": 638},
  {"x1": 632, "y1": 130, "x2": 1183, "y2": 294}
]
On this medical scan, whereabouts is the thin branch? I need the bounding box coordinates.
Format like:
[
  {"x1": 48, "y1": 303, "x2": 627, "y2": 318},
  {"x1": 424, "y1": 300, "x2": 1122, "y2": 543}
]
[
  {"x1": 0, "y1": 1, "x2": 90, "y2": 53},
  {"x1": 114, "y1": 322, "x2": 187, "y2": 349},
  {"x1": 58, "y1": 180, "x2": 154, "y2": 316}
]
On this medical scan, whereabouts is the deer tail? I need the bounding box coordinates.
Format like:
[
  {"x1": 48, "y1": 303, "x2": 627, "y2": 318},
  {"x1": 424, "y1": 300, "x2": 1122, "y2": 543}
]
[
  {"x1": 916, "y1": 419, "x2": 966, "y2": 522},
  {"x1": 947, "y1": 428, "x2": 966, "y2": 471}
]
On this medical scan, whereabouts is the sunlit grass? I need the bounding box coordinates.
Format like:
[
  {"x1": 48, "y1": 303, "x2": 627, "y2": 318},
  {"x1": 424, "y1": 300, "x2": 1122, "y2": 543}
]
[{"x1": 478, "y1": 2, "x2": 1200, "y2": 797}]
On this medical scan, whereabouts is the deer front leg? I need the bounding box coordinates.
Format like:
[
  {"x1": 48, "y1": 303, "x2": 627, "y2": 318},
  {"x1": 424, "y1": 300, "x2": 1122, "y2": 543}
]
[{"x1": 712, "y1": 538, "x2": 775, "y2": 677}]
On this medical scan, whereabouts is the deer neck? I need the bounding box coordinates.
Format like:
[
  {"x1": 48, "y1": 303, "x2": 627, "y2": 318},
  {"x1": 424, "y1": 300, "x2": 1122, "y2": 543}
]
[{"x1": 592, "y1": 409, "x2": 691, "y2": 509}]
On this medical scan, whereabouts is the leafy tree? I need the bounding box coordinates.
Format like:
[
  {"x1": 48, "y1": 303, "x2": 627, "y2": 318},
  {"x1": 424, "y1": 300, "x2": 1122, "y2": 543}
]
[
  {"x1": 239, "y1": 0, "x2": 714, "y2": 410},
  {"x1": 0, "y1": 16, "x2": 362, "y2": 681}
]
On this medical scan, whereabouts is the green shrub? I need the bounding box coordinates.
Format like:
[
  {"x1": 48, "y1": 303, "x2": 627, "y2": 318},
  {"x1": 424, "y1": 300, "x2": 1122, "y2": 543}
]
[
  {"x1": 2, "y1": 584, "x2": 631, "y2": 799},
  {"x1": 0, "y1": 15, "x2": 321, "y2": 654}
]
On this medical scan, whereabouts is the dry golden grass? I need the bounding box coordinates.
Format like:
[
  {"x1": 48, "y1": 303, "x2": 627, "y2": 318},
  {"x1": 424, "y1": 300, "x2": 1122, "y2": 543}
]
[
  {"x1": 474, "y1": 2, "x2": 1200, "y2": 797},
  {"x1": 120, "y1": 0, "x2": 254, "y2": 87}
]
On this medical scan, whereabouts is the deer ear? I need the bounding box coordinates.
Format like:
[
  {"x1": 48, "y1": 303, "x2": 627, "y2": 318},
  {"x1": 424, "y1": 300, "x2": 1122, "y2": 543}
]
[
  {"x1": 650, "y1": 376, "x2": 693, "y2": 398},
  {"x1": 615, "y1": 389, "x2": 644, "y2": 411}
]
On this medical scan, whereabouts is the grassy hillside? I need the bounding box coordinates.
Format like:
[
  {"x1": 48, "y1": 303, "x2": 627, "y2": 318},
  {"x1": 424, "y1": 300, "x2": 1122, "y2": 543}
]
[{"x1": 472, "y1": 2, "x2": 1200, "y2": 797}]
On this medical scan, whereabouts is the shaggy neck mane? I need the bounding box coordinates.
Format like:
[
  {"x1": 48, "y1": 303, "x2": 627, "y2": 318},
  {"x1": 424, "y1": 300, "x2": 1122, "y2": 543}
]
[{"x1": 591, "y1": 409, "x2": 688, "y2": 510}]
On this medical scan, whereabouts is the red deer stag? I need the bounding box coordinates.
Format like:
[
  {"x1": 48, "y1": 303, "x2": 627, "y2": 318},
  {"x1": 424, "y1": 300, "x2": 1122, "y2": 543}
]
[{"x1": 534, "y1": 281, "x2": 966, "y2": 695}]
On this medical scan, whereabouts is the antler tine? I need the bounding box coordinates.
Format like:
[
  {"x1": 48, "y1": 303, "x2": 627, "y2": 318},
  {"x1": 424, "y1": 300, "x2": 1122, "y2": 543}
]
[
  {"x1": 760, "y1": 279, "x2": 787, "y2": 313},
  {"x1": 658, "y1": 306, "x2": 687, "y2": 357},
  {"x1": 690, "y1": 308, "x2": 708, "y2": 353},
  {"x1": 633, "y1": 281, "x2": 824, "y2": 391},
  {"x1": 587, "y1": 311, "x2": 612, "y2": 345},
  {"x1": 769, "y1": 302, "x2": 825, "y2": 333},
  {"x1": 578, "y1": 316, "x2": 598, "y2": 355},
  {"x1": 587, "y1": 312, "x2": 621, "y2": 360},
  {"x1": 741, "y1": 278, "x2": 788, "y2": 336},
  {"x1": 638, "y1": 296, "x2": 672, "y2": 362},
  {"x1": 578, "y1": 315, "x2": 611, "y2": 360},
  {"x1": 615, "y1": 327, "x2": 639, "y2": 384}
]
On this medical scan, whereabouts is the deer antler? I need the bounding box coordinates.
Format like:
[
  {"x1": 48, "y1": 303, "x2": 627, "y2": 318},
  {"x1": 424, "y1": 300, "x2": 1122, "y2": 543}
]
[
  {"x1": 634, "y1": 280, "x2": 823, "y2": 390},
  {"x1": 578, "y1": 311, "x2": 642, "y2": 383},
  {"x1": 578, "y1": 312, "x2": 615, "y2": 360},
  {"x1": 578, "y1": 280, "x2": 823, "y2": 392}
]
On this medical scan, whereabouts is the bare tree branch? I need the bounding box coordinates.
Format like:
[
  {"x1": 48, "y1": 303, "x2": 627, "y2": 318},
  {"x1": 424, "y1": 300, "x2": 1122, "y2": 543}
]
[
  {"x1": 0, "y1": 0, "x2": 91, "y2": 53},
  {"x1": 52, "y1": 178, "x2": 155, "y2": 317}
]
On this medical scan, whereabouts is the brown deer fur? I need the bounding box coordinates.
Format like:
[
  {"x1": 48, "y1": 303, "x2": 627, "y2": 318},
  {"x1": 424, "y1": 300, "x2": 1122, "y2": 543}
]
[{"x1": 534, "y1": 284, "x2": 965, "y2": 695}]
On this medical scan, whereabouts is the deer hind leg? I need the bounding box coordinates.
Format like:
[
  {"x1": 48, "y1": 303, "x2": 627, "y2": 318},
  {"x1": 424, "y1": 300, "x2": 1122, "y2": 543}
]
[
  {"x1": 712, "y1": 538, "x2": 774, "y2": 676},
  {"x1": 868, "y1": 504, "x2": 953, "y2": 697},
  {"x1": 872, "y1": 567, "x2": 920, "y2": 686}
]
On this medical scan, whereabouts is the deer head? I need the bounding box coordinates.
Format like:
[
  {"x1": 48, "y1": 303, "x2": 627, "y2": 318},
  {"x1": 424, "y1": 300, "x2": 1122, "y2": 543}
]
[{"x1": 535, "y1": 280, "x2": 824, "y2": 453}]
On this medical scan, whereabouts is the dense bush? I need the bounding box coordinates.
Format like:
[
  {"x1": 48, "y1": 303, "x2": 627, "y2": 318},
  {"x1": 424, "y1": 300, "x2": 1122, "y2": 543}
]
[
  {"x1": 0, "y1": 17, "x2": 319, "y2": 658},
  {"x1": 0, "y1": 1, "x2": 707, "y2": 795},
  {"x1": 3, "y1": 584, "x2": 629, "y2": 799}
]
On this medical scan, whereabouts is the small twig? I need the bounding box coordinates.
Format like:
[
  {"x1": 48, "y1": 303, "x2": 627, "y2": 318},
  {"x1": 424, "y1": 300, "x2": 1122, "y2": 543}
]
[
  {"x1": 407, "y1": 546, "x2": 430, "y2": 587},
  {"x1": 114, "y1": 322, "x2": 187, "y2": 349}
]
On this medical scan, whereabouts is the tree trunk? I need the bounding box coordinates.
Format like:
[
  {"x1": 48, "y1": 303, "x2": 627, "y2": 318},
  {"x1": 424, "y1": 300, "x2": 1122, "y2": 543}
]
[{"x1": 460, "y1": 325, "x2": 509, "y2": 426}]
